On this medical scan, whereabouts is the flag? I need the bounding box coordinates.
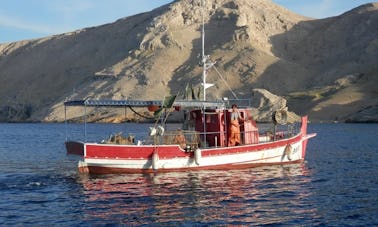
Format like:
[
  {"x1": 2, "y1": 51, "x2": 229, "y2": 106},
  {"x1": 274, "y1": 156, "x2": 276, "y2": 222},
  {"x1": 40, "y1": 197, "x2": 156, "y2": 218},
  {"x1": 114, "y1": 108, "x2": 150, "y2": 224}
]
[
  {"x1": 154, "y1": 95, "x2": 177, "y2": 119},
  {"x1": 162, "y1": 95, "x2": 176, "y2": 108}
]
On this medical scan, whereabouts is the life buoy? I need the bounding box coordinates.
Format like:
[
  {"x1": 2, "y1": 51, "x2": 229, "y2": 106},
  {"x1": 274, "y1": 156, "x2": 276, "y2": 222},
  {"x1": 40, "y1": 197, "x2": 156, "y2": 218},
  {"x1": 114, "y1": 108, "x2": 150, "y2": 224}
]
[
  {"x1": 284, "y1": 144, "x2": 292, "y2": 161},
  {"x1": 194, "y1": 148, "x2": 201, "y2": 165},
  {"x1": 272, "y1": 110, "x2": 288, "y2": 125},
  {"x1": 152, "y1": 151, "x2": 159, "y2": 170}
]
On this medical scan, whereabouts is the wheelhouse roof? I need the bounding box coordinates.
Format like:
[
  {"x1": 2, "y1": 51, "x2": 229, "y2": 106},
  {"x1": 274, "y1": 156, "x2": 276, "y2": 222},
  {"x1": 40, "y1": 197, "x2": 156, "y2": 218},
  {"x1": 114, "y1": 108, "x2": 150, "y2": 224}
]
[{"x1": 64, "y1": 99, "x2": 227, "y2": 109}]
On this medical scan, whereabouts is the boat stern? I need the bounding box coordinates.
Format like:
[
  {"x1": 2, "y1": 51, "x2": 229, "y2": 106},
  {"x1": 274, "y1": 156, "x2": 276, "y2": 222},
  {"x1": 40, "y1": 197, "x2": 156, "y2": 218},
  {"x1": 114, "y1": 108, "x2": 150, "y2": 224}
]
[{"x1": 300, "y1": 116, "x2": 316, "y2": 158}]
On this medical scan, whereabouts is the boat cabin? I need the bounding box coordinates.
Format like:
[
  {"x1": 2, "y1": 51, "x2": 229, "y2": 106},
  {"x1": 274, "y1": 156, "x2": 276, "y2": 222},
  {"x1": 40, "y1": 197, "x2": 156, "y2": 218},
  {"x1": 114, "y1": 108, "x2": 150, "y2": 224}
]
[{"x1": 188, "y1": 108, "x2": 259, "y2": 148}]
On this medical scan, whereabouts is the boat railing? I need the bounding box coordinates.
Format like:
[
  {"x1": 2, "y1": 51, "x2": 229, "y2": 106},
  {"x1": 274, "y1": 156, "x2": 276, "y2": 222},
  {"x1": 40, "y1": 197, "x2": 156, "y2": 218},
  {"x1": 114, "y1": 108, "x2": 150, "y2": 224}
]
[
  {"x1": 97, "y1": 122, "x2": 300, "y2": 150},
  {"x1": 147, "y1": 127, "x2": 299, "y2": 150},
  {"x1": 223, "y1": 98, "x2": 252, "y2": 108}
]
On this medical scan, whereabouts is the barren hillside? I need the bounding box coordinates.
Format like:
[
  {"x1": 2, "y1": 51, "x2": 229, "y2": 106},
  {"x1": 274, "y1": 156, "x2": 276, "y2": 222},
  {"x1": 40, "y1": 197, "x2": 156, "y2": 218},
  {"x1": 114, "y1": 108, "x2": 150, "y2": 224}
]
[{"x1": 0, "y1": 0, "x2": 377, "y2": 122}]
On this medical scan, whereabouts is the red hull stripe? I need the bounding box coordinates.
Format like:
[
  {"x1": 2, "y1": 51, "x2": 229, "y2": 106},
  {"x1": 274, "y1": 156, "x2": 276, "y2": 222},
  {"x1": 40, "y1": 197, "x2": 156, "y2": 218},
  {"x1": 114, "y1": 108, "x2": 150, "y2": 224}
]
[
  {"x1": 85, "y1": 134, "x2": 302, "y2": 160},
  {"x1": 85, "y1": 144, "x2": 188, "y2": 159}
]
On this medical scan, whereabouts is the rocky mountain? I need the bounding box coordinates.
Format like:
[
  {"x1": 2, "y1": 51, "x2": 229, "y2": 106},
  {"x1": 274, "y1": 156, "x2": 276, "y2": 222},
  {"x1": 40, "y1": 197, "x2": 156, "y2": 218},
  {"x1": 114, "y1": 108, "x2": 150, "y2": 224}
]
[{"x1": 0, "y1": 0, "x2": 377, "y2": 122}]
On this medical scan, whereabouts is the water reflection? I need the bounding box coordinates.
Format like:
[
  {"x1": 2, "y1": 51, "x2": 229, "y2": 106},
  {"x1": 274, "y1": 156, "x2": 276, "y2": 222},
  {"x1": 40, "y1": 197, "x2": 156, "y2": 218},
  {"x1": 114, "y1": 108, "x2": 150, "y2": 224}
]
[{"x1": 77, "y1": 164, "x2": 318, "y2": 225}]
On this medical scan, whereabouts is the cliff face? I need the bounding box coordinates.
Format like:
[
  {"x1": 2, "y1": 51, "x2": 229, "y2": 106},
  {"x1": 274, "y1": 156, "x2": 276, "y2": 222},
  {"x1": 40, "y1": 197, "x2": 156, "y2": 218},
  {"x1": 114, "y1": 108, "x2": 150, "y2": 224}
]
[{"x1": 0, "y1": 0, "x2": 377, "y2": 122}]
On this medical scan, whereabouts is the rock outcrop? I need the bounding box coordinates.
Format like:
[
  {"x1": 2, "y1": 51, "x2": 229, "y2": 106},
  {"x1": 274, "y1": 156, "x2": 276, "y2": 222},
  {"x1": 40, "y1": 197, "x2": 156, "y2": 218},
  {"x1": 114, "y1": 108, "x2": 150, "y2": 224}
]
[
  {"x1": 249, "y1": 88, "x2": 300, "y2": 123},
  {"x1": 0, "y1": 0, "x2": 377, "y2": 122}
]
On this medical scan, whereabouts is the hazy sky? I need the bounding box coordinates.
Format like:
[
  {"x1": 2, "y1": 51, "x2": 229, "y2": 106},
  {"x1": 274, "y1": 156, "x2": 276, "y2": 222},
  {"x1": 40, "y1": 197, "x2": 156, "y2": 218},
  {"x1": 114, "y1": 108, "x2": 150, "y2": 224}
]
[{"x1": 0, "y1": 0, "x2": 374, "y2": 43}]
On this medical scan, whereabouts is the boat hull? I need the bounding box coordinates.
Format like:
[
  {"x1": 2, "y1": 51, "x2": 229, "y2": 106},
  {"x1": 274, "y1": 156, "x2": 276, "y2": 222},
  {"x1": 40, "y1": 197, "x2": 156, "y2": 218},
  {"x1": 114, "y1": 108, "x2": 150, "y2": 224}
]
[
  {"x1": 79, "y1": 159, "x2": 304, "y2": 174},
  {"x1": 77, "y1": 132, "x2": 315, "y2": 174}
]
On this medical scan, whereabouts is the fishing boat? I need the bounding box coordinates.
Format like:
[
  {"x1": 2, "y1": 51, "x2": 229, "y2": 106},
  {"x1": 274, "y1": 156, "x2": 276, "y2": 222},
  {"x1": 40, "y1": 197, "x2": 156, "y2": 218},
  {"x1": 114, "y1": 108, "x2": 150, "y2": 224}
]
[{"x1": 64, "y1": 0, "x2": 316, "y2": 174}]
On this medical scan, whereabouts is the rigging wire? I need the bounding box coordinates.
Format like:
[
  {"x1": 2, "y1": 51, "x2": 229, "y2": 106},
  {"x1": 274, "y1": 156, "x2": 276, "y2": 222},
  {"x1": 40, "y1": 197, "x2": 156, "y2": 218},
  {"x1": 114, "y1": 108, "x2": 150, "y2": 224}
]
[
  {"x1": 127, "y1": 106, "x2": 155, "y2": 120},
  {"x1": 212, "y1": 65, "x2": 239, "y2": 99}
]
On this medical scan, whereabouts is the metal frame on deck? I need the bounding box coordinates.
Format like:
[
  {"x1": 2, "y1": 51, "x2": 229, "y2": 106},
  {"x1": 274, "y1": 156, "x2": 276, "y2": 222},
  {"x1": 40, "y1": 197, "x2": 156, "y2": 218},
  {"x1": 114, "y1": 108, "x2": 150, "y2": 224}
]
[{"x1": 64, "y1": 99, "x2": 228, "y2": 142}]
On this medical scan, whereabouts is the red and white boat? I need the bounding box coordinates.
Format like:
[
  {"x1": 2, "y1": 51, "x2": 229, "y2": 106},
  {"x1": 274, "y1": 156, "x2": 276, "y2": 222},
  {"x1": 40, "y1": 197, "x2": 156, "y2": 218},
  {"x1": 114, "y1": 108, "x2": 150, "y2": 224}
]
[
  {"x1": 65, "y1": 99, "x2": 316, "y2": 174},
  {"x1": 64, "y1": 0, "x2": 316, "y2": 174}
]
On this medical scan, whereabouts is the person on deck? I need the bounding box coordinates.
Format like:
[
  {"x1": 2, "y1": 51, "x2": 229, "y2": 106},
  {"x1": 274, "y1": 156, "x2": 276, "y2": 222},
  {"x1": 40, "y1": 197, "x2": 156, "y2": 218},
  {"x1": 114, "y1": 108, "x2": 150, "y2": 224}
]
[
  {"x1": 174, "y1": 130, "x2": 187, "y2": 149},
  {"x1": 228, "y1": 104, "x2": 243, "y2": 146}
]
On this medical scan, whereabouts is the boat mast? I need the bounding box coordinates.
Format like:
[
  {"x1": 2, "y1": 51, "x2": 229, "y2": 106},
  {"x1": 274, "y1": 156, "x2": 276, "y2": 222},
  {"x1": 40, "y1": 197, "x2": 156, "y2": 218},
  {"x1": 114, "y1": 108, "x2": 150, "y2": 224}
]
[
  {"x1": 201, "y1": 0, "x2": 206, "y2": 101},
  {"x1": 200, "y1": 0, "x2": 238, "y2": 102},
  {"x1": 200, "y1": 0, "x2": 214, "y2": 101}
]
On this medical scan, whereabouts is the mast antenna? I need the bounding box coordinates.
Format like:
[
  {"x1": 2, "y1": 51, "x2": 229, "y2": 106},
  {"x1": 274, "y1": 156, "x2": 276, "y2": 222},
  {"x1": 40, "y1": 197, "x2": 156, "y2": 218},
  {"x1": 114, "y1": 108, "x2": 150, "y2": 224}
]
[{"x1": 201, "y1": 0, "x2": 214, "y2": 101}]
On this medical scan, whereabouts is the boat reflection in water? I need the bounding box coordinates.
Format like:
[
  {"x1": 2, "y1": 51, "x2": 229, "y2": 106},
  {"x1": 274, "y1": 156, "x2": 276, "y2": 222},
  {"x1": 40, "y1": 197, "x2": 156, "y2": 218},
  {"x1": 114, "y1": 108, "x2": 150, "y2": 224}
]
[{"x1": 78, "y1": 163, "x2": 320, "y2": 225}]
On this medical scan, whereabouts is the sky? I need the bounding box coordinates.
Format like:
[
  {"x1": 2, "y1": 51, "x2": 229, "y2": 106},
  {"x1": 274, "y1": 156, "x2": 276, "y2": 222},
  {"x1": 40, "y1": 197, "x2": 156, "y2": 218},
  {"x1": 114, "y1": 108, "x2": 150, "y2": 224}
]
[{"x1": 0, "y1": 0, "x2": 375, "y2": 44}]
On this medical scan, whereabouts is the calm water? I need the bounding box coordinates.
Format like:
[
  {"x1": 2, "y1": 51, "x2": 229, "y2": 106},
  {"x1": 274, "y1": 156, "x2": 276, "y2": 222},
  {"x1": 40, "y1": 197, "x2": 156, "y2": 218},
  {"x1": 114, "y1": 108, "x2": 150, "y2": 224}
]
[{"x1": 0, "y1": 123, "x2": 377, "y2": 226}]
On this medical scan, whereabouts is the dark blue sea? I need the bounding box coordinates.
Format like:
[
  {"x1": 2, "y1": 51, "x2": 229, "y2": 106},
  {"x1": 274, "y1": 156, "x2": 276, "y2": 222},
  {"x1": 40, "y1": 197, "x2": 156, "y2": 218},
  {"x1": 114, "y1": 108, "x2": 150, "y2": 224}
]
[{"x1": 0, "y1": 123, "x2": 377, "y2": 226}]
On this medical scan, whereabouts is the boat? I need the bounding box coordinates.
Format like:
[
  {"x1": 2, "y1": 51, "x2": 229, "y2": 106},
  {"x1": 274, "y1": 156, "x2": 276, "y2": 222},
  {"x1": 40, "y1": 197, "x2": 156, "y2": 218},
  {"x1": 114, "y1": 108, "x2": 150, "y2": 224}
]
[{"x1": 64, "y1": 0, "x2": 316, "y2": 174}]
